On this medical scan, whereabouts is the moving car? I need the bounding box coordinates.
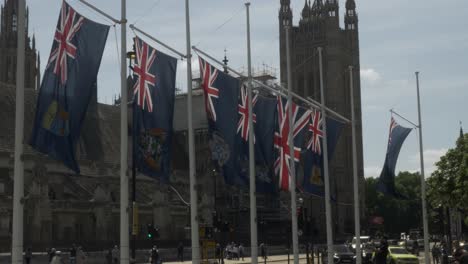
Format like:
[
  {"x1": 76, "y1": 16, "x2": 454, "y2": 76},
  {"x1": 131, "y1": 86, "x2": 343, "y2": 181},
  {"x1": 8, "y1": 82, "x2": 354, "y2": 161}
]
[
  {"x1": 351, "y1": 236, "x2": 370, "y2": 250},
  {"x1": 387, "y1": 246, "x2": 419, "y2": 264},
  {"x1": 323, "y1": 245, "x2": 356, "y2": 264}
]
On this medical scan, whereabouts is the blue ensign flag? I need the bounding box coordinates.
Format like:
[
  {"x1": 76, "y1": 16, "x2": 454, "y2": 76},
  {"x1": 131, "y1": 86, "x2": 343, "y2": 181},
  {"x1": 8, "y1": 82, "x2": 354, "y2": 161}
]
[
  {"x1": 30, "y1": 2, "x2": 109, "y2": 173},
  {"x1": 132, "y1": 37, "x2": 177, "y2": 183},
  {"x1": 275, "y1": 96, "x2": 310, "y2": 192},
  {"x1": 301, "y1": 110, "x2": 344, "y2": 196},
  {"x1": 237, "y1": 87, "x2": 278, "y2": 193},
  {"x1": 377, "y1": 117, "x2": 412, "y2": 198},
  {"x1": 199, "y1": 57, "x2": 247, "y2": 186}
]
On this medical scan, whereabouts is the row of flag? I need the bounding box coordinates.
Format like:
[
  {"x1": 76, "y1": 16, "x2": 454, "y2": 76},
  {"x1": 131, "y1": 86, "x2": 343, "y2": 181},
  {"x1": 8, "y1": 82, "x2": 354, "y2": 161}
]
[{"x1": 28, "y1": 1, "x2": 347, "y2": 197}]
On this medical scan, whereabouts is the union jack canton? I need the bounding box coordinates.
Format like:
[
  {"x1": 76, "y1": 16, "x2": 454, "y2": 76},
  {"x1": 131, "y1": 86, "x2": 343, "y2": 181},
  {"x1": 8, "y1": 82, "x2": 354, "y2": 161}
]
[
  {"x1": 274, "y1": 96, "x2": 310, "y2": 191},
  {"x1": 47, "y1": 3, "x2": 84, "y2": 85}
]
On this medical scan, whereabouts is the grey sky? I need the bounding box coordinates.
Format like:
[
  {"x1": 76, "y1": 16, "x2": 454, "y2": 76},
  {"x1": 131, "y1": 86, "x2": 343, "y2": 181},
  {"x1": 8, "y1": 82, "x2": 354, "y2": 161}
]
[{"x1": 26, "y1": 0, "x2": 468, "y2": 177}]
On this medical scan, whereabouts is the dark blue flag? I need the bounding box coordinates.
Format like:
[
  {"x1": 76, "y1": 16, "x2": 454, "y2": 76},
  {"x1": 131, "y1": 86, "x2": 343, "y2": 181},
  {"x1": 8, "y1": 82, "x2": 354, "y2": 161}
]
[
  {"x1": 301, "y1": 110, "x2": 344, "y2": 197},
  {"x1": 29, "y1": 2, "x2": 109, "y2": 173},
  {"x1": 377, "y1": 117, "x2": 412, "y2": 198},
  {"x1": 132, "y1": 37, "x2": 177, "y2": 183},
  {"x1": 237, "y1": 87, "x2": 278, "y2": 193},
  {"x1": 199, "y1": 57, "x2": 246, "y2": 186},
  {"x1": 274, "y1": 96, "x2": 311, "y2": 192}
]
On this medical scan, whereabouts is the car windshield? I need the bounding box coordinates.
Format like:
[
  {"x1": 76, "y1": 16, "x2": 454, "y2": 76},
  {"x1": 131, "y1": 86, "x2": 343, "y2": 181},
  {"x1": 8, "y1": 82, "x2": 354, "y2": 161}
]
[
  {"x1": 334, "y1": 245, "x2": 351, "y2": 253},
  {"x1": 390, "y1": 248, "x2": 409, "y2": 254}
]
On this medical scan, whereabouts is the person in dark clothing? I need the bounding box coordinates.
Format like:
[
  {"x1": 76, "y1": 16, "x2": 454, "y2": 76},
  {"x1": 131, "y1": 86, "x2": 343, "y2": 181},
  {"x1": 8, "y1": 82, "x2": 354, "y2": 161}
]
[
  {"x1": 25, "y1": 247, "x2": 32, "y2": 264},
  {"x1": 177, "y1": 243, "x2": 184, "y2": 262},
  {"x1": 432, "y1": 243, "x2": 441, "y2": 264},
  {"x1": 260, "y1": 243, "x2": 267, "y2": 260},
  {"x1": 151, "y1": 246, "x2": 159, "y2": 264},
  {"x1": 374, "y1": 237, "x2": 389, "y2": 264},
  {"x1": 105, "y1": 249, "x2": 113, "y2": 264},
  {"x1": 70, "y1": 244, "x2": 77, "y2": 264},
  {"x1": 412, "y1": 241, "x2": 419, "y2": 256},
  {"x1": 454, "y1": 248, "x2": 468, "y2": 264},
  {"x1": 48, "y1": 248, "x2": 56, "y2": 263}
]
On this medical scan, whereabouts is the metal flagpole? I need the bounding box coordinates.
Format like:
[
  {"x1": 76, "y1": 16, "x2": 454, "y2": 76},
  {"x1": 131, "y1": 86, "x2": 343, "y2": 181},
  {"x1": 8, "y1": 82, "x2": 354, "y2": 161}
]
[
  {"x1": 11, "y1": 0, "x2": 26, "y2": 262},
  {"x1": 245, "y1": 3, "x2": 258, "y2": 264},
  {"x1": 185, "y1": 0, "x2": 200, "y2": 263},
  {"x1": 318, "y1": 47, "x2": 333, "y2": 264},
  {"x1": 285, "y1": 25, "x2": 299, "y2": 264},
  {"x1": 120, "y1": 0, "x2": 129, "y2": 262},
  {"x1": 415, "y1": 72, "x2": 430, "y2": 264},
  {"x1": 349, "y1": 66, "x2": 361, "y2": 264}
]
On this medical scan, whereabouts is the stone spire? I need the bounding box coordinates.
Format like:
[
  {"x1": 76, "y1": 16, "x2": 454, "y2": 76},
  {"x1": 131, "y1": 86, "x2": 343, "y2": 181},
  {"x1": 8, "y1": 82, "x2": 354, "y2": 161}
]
[{"x1": 222, "y1": 48, "x2": 229, "y2": 74}]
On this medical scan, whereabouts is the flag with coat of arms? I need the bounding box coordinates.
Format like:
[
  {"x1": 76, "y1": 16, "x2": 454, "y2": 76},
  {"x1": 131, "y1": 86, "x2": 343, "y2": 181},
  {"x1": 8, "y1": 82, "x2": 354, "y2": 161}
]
[
  {"x1": 132, "y1": 37, "x2": 177, "y2": 183},
  {"x1": 200, "y1": 57, "x2": 247, "y2": 186},
  {"x1": 30, "y1": 1, "x2": 109, "y2": 173},
  {"x1": 301, "y1": 109, "x2": 344, "y2": 196}
]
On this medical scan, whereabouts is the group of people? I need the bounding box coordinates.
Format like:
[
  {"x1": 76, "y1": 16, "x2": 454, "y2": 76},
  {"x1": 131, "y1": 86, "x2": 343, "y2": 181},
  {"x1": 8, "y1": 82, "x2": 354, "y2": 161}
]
[
  {"x1": 219, "y1": 242, "x2": 245, "y2": 260},
  {"x1": 46, "y1": 245, "x2": 87, "y2": 264},
  {"x1": 432, "y1": 241, "x2": 468, "y2": 264}
]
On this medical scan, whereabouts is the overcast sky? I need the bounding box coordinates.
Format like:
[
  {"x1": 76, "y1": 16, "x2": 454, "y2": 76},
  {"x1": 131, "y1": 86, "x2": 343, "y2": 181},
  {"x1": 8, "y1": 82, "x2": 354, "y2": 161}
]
[{"x1": 25, "y1": 0, "x2": 468, "y2": 178}]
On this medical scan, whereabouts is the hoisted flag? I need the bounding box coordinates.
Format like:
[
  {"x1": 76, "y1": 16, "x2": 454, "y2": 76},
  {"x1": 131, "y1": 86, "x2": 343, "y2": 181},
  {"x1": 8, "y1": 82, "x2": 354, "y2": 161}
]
[
  {"x1": 132, "y1": 37, "x2": 177, "y2": 183},
  {"x1": 237, "y1": 87, "x2": 278, "y2": 193},
  {"x1": 301, "y1": 110, "x2": 344, "y2": 196},
  {"x1": 200, "y1": 57, "x2": 247, "y2": 186},
  {"x1": 377, "y1": 117, "x2": 412, "y2": 198},
  {"x1": 274, "y1": 96, "x2": 310, "y2": 191},
  {"x1": 30, "y1": 2, "x2": 109, "y2": 173}
]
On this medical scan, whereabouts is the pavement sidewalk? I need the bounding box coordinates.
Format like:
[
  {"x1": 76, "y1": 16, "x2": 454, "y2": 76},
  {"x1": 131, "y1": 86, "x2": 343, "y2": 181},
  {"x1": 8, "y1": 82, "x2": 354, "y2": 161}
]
[{"x1": 161, "y1": 254, "x2": 315, "y2": 264}]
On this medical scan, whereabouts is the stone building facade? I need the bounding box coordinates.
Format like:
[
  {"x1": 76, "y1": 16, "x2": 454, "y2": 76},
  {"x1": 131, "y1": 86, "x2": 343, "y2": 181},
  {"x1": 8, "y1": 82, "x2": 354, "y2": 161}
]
[{"x1": 279, "y1": 0, "x2": 365, "y2": 239}]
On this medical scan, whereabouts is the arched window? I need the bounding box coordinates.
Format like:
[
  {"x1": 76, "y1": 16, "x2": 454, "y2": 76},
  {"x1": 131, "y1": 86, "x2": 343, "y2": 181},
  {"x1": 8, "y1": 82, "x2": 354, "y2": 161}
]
[{"x1": 12, "y1": 14, "x2": 17, "y2": 32}]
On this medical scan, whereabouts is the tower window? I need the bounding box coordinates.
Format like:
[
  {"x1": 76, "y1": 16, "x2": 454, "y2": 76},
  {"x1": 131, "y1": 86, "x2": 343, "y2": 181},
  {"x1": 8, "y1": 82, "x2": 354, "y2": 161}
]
[
  {"x1": 12, "y1": 14, "x2": 17, "y2": 32},
  {"x1": 347, "y1": 10, "x2": 354, "y2": 16},
  {"x1": 329, "y1": 11, "x2": 336, "y2": 17}
]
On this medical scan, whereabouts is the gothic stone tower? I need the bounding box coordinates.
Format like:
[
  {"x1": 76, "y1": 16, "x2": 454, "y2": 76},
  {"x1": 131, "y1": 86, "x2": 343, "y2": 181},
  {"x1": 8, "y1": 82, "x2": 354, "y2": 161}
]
[
  {"x1": 0, "y1": 0, "x2": 39, "y2": 89},
  {"x1": 279, "y1": 0, "x2": 364, "y2": 240}
]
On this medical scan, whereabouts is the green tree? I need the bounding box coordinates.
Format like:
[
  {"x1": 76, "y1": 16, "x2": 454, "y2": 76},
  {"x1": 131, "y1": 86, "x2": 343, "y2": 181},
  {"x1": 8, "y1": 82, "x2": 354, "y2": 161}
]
[
  {"x1": 365, "y1": 172, "x2": 422, "y2": 237},
  {"x1": 427, "y1": 133, "x2": 468, "y2": 229}
]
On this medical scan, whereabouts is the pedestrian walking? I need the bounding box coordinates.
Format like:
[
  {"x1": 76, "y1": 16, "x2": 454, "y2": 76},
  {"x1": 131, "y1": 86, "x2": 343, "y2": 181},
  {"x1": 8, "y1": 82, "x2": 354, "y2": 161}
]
[
  {"x1": 216, "y1": 243, "x2": 223, "y2": 264},
  {"x1": 239, "y1": 244, "x2": 244, "y2": 261},
  {"x1": 150, "y1": 245, "x2": 160, "y2": 264},
  {"x1": 50, "y1": 251, "x2": 65, "y2": 264},
  {"x1": 76, "y1": 246, "x2": 86, "y2": 264},
  {"x1": 48, "y1": 248, "x2": 56, "y2": 263},
  {"x1": 105, "y1": 249, "x2": 112, "y2": 264},
  {"x1": 111, "y1": 245, "x2": 119, "y2": 264},
  {"x1": 25, "y1": 247, "x2": 32, "y2": 264},
  {"x1": 70, "y1": 244, "x2": 77, "y2": 264},
  {"x1": 412, "y1": 240, "x2": 419, "y2": 256},
  {"x1": 260, "y1": 243, "x2": 267, "y2": 260},
  {"x1": 432, "y1": 243, "x2": 441, "y2": 264},
  {"x1": 177, "y1": 242, "x2": 184, "y2": 262}
]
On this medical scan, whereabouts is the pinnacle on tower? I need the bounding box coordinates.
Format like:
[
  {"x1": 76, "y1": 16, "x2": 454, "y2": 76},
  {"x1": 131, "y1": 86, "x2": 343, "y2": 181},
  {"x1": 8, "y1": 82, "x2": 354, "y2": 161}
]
[{"x1": 222, "y1": 48, "x2": 229, "y2": 74}]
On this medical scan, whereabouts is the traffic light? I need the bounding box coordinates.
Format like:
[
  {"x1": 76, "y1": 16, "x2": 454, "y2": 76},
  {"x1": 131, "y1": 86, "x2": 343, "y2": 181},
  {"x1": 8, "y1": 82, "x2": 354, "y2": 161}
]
[
  {"x1": 147, "y1": 224, "x2": 154, "y2": 239},
  {"x1": 147, "y1": 224, "x2": 159, "y2": 239}
]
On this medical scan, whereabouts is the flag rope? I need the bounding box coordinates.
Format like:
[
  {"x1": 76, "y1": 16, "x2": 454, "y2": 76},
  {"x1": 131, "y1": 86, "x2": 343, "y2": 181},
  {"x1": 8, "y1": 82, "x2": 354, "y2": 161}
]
[
  {"x1": 193, "y1": 5, "x2": 245, "y2": 48},
  {"x1": 132, "y1": 0, "x2": 162, "y2": 26}
]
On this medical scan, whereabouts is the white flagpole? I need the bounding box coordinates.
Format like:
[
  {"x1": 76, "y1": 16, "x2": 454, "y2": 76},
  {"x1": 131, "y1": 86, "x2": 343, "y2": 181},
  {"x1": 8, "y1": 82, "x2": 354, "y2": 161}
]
[
  {"x1": 120, "y1": 0, "x2": 129, "y2": 263},
  {"x1": 285, "y1": 25, "x2": 299, "y2": 264},
  {"x1": 245, "y1": 3, "x2": 258, "y2": 264},
  {"x1": 318, "y1": 47, "x2": 333, "y2": 264},
  {"x1": 185, "y1": 0, "x2": 200, "y2": 263},
  {"x1": 415, "y1": 72, "x2": 430, "y2": 264},
  {"x1": 349, "y1": 66, "x2": 361, "y2": 264},
  {"x1": 11, "y1": 0, "x2": 26, "y2": 262}
]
